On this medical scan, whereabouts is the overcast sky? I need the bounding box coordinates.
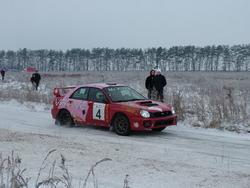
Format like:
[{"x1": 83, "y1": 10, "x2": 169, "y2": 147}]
[{"x1": 1, "y1": 0, "x2": 250, "y2": 51}]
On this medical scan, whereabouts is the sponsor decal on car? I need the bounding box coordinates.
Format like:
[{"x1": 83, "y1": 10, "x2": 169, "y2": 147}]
[
  {"x1": 105, "y1": 104, "x2": 109, "y2": 122},
  {"x1": 72, "y1": 114, "x2": 84, "y2": 122},
  {"x1": 121, "y1": 105, "x2": 139, "y2": 115},
  {"x1": 133, "y1": 122, "x2": 139, "y2": 128}
]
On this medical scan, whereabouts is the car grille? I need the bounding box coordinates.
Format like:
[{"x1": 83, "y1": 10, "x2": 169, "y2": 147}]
[
  {"x1": 155, "y1": 119, "x2": 174, "y2": 126},
  {"x1": 150, "y1": 111, "x2": 173, "y2": 118}
]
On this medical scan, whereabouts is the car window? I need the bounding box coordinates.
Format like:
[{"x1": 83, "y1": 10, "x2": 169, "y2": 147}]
[
  {"x1": 88, "y1": 88, "x2": 108, "y2": 103},
  {"x1": 70, "y1": 87, "x2": 89, "y2": 100}
]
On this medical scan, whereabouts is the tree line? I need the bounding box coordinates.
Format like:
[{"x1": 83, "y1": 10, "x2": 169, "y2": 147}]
[{"x1": 0, "y1": 44, "x2": 249, "y2": 71}]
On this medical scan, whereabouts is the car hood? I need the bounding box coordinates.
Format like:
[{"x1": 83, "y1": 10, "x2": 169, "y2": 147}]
[{"x1": 120, "y1": 100, "x2": 172, "y2": 112}]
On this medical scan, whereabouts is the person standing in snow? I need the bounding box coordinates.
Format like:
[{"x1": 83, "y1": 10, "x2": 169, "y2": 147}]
[
  {"x1": 30, "y1": 70, "x2": 41, "y2": 90},
  {"x1": 153, "y1": 69, "x2": 167, "y2": 102},
  {"x1": 1, "y1": 68, "x2": 5, "y2": 80},
  {"x1": 145, "y1": 69, "x2": 155, "y2": 99}
]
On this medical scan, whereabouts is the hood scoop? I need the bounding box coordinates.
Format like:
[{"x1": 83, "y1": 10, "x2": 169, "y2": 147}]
[{"x1": 140, "y1": 101, "x2": 159, "y2": 106}]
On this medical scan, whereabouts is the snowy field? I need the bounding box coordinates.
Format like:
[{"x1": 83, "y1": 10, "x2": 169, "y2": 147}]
[{"x1": 0, "y1": 71, "x2": 250, "y2": 188}]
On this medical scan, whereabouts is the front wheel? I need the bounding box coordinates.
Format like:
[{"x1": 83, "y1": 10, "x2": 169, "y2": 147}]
[
  {"x1": 151, "y1": 127, "x2": 166, "y2": 132},
  {"x1": 58, "y1": 109, "x2": 75, "y2": 127},
  {"x1": 113, "y1": 114, "x2": 131, "y2": 136}
]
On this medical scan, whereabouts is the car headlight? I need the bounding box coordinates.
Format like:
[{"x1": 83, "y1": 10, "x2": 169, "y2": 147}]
[
  {"x1": 171, "y1": 107, "x2": 175, "y2": 115},
  {"x1": 140, "y1": 110, "x2": 150, "y2": 118}
]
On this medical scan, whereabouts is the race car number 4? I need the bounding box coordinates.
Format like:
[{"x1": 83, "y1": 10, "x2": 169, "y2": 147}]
[{"x1": 93, "y1": 103, "x2": 106, "y2": 120}]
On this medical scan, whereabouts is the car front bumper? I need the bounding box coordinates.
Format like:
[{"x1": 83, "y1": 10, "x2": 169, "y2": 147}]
[{"x1": 129, "y1": 115, "x2": 177, "y2": 130}]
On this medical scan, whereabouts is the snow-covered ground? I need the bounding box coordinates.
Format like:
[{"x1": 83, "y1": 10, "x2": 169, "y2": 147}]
[{"x1": 0, "y1": 101, "x2": 250, "y2": 188}]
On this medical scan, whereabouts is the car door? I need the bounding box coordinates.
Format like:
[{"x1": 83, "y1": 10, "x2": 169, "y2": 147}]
[
  {"x1": 86, "y1": 87, "x2": 110, "y2": 126},
  {"x1": 67, "y1": 87, "x2": 90, "y2": 124}
]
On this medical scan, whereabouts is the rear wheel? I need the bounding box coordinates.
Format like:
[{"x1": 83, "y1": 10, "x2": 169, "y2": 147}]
[
  {"x1": 113, "y1": 114, "x2": 131, "y2": 136},
  {"x1": 58, "y1": 109, "x2": 75, "y2": 127},
  {"x1": 151, "y1": 127, "x2": 166, "y2": 132}
]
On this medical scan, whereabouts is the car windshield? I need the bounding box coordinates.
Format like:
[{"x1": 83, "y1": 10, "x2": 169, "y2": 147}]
[{"x1": 104, "y1": 86, "x2": 146, "y2": 102}]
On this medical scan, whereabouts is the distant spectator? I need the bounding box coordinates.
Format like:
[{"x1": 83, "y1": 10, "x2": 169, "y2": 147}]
[
  {"x1": 30, "y1": 70, "x2": 41, "y2": 90},
  {"x1": 1, "y1": 68, "x2": 5, "y2": 80},
  {"x1": 145, "y1": 69, "x2": 155, "y2": 99},
  {"x1": 153, "y1": 69, "x2": 167, "y2": 102}
]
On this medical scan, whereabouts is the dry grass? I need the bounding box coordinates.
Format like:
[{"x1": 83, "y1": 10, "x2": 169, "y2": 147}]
[
  {"x1": 0, "y1": 151, "x2": 130, "y2": 188},
  {"x1": 0, "y1": 151, "x2": 29, "y2": 188}
]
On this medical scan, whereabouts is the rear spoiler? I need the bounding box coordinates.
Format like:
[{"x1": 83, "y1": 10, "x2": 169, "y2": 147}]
[{"x1": 53, "y1": 87, "x2": 76, "y2": 97}]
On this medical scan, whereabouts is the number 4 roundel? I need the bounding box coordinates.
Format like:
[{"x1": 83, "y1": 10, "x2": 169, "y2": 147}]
[{"x1": 93, "y1": 103, "x2": 106, "y2": 120}]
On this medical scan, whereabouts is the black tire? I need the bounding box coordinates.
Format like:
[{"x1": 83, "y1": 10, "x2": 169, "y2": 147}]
[
  {"x1": 58, "y1": 109, "x2": 75, "y2": 127},
  {"x1": 151, "y1": 127, "x2": 166, "y2": 132},
  {"x1": 113, "y1": 114, "x2": 131, "y2": 136}
]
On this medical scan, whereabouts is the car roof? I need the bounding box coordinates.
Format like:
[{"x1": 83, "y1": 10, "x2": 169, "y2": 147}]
[{"x1": 79, "y1": 83, "x2": 125, "y2": 89}]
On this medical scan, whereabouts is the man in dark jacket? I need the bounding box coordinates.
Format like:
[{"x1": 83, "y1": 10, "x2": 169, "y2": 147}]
[
  {"x1": 1, "y1": 68, "x2": 5, "y2": 80},
  {"x1": 145, "y1": 70, "x2": 155, "y2": 99},
  {"x1": 153, "y1": 69, "x2": 166, "y2": 102},
  {"x1": 30, "y1": 70, "x2": 41, "y2": 90}
]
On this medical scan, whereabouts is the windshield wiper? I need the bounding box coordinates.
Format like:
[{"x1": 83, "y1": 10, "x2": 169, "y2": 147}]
[
  {"x1": 116, "y1": 99, "x2": 144, "y2": 102},
  {"x1": 113, "y1": 100, "x2": 128, "y2": 102},
  {"x1": 129, "y1": 98, "x2": 143, "y2": 101}
]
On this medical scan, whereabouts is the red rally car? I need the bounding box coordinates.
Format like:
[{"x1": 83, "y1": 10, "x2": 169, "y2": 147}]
[{"x1": 51, "y1": 83, "x2": 177, "y2": 136}]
